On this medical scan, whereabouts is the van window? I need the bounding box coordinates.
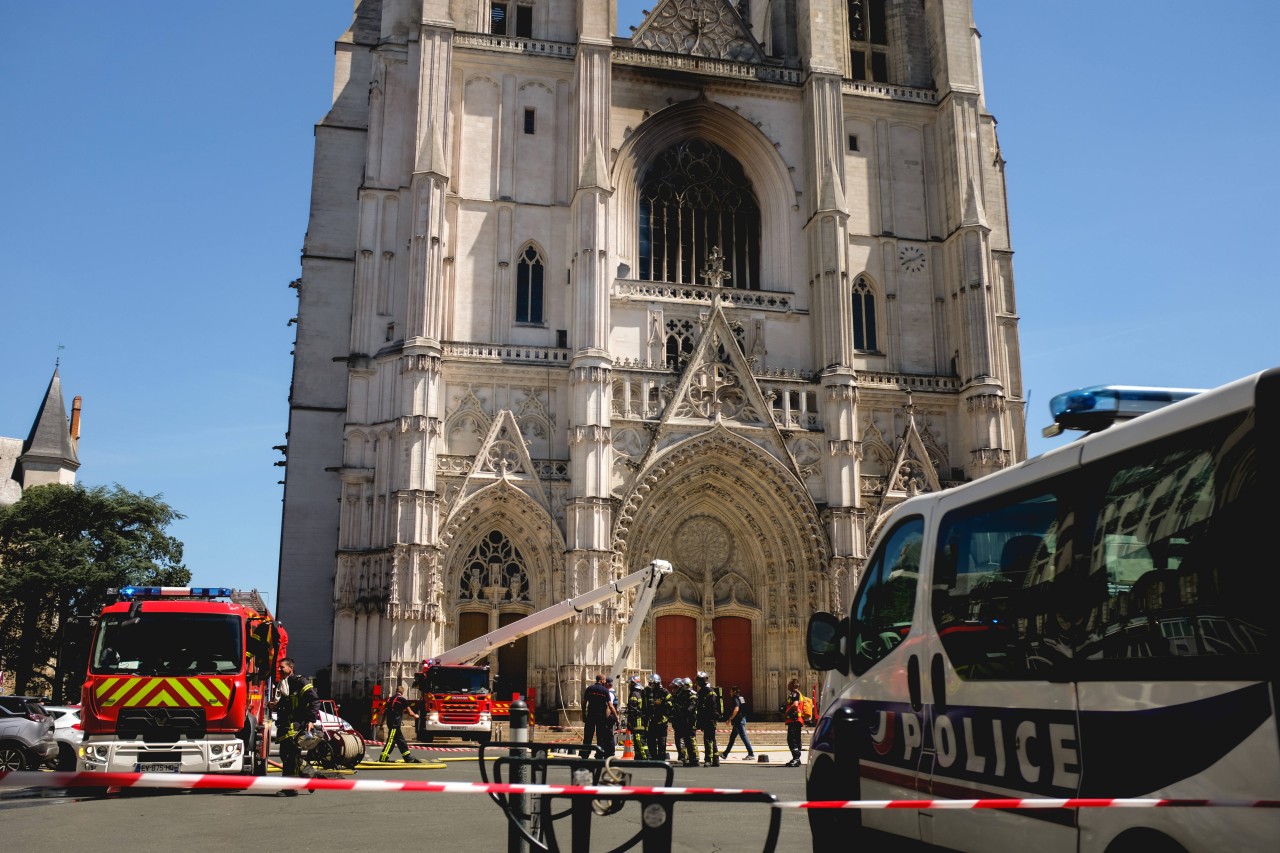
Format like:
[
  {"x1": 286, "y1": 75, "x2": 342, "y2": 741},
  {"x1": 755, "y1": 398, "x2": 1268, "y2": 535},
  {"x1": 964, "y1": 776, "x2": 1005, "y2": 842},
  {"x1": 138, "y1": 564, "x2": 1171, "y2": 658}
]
[
  {"x1": 1077, "y1": 411, "x2": 1269, "y2": 677},
  {"x1": 933, "y1": 492, "x2": 1070, "y2": 679},
  {"x1": 850, "y1": 516, "x2": 923, "y2": 676}
]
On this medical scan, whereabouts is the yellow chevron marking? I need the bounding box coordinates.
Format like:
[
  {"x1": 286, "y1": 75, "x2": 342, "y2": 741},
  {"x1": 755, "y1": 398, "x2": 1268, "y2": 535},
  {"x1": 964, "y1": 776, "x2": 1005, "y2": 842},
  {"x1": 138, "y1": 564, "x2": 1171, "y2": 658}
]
[
  {"x1": 107, "y1": 677, "x2": 141, "y2": 705},
  {"x1": 211, "y1": 679, "x2": 232, "y2": 700},
  {"x1": 123, "y1": 679, "x2": 162, "y2": 707},
  {"x1": 96, "y1": 677, "x2": 122, "y2": 700},
  {"x1": 190, "y1": 679, "x2": 220, "y2": 704},
  {"x1": 168, "y1": 679, "x2": 200, "y2": 706},
  {"x1": 147, "y1": 688, "x2": 180, "y2": 707}
]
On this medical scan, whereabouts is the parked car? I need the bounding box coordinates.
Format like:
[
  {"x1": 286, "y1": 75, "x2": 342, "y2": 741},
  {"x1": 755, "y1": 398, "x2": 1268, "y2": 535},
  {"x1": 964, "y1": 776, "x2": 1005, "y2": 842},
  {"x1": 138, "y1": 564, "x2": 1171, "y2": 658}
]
[
  {"x1": 42, "y1": 705, "x2": 83, "y2": 771},
  {"x1": 0, "y1": 695, "x2": 57, "y2": 771}
]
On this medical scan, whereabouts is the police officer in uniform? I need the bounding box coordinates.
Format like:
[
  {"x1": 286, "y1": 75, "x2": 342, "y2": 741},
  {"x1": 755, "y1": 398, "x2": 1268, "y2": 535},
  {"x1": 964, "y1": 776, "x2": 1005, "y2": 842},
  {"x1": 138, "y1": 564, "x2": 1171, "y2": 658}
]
[
  {"x1": 670, "y1": 677, "x2": 698, "y2": 767},
  {"x1": 273, "y1": 657, "x2": 322, "y2": 795},
  {"x1": 643, "y1": 673, "x2": 670, "y2": 761},
  {"x1": 625, "y1": 675, "x2": 649, "y2": 759},
  {"x1": 694, "y1": 672, "x2": 721, "y2": 767},
  {"x1": 379, "y1": 684, "x2": 422, "y2": 763}
]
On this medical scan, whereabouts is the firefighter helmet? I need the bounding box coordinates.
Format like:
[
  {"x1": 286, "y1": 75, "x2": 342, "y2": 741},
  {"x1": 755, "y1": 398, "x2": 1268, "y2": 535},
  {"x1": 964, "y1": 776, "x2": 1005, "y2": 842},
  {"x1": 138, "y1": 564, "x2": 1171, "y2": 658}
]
[
  {"x1": 629, "y1": 675, "x2": 642, "y2": 688},
  {"x1": 295, "y1": 727, "x2": 323, "y2": 751},
  {"x1": 648, "y1": 673, "x2": 662, "y2": 685}
]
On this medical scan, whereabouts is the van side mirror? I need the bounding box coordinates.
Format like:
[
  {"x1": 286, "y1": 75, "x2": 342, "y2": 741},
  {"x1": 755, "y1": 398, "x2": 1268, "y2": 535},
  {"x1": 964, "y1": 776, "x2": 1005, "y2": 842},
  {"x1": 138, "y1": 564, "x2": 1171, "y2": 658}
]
[{"x1": 806, "y1": 611, "x2": 849, "y2": 675}]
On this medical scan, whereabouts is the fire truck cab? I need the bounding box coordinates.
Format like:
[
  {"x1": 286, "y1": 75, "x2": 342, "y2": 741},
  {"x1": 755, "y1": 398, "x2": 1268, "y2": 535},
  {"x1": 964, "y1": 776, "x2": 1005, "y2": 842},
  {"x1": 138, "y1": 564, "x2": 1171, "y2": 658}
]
[{"x1": 77, "y1": 586, "x2": 284, "y2": 775}]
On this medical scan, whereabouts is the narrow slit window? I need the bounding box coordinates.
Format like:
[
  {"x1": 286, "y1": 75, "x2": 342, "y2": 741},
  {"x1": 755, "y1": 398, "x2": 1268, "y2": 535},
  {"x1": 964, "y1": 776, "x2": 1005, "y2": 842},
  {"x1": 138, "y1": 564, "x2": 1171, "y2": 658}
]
[
  {"x1": 524, "y1": 108, "x2": 536, "y2": 135},
  {"x1": 848, "y1": 134, "x2": 859, "y2": 152}
]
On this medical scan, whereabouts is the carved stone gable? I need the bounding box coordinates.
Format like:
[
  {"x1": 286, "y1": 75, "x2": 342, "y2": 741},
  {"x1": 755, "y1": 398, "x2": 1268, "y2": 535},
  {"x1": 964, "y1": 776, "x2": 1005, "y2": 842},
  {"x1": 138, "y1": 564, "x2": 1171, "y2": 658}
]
[
  {"x1": 457, "y1": 409, "x2": 550, "y2": 511},
  {"x1": 632, "y1": 0, "x2": 765, "y2": 64}
]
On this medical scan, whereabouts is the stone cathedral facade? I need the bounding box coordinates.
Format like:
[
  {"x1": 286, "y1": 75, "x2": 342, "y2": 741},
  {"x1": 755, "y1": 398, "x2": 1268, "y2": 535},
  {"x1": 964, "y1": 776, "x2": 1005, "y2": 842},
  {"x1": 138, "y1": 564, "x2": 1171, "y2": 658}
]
[{"x1": 279, "y1": 0, "x2": 1026, "y2": 720}]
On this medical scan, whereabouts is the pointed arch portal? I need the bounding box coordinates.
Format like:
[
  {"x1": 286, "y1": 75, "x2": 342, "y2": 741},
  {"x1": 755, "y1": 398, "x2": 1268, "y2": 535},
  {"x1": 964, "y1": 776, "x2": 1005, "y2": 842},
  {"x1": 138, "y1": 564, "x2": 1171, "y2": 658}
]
[{"x1": 617, "y1": 428, "x2": 827, "y2": 711}]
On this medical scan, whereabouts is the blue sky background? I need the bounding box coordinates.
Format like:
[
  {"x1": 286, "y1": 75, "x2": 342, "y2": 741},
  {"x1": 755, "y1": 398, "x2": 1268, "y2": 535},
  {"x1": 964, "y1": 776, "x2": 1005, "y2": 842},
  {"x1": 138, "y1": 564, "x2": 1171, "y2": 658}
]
[{"x1": 3, "y1": 1, "x2": 1276, "y2": 605}]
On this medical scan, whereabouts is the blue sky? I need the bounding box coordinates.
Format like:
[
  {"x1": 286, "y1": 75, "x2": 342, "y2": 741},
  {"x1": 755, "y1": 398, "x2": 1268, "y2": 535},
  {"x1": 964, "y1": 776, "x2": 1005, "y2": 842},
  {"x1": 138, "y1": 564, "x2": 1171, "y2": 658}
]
[{"x1": 3, "y1": 2, "x2": 1276, "y2": 605}]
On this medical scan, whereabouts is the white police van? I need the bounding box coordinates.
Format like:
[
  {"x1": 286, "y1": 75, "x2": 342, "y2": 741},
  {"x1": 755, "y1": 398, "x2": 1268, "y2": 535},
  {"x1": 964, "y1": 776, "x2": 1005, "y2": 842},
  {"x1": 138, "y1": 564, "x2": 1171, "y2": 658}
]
[{"x1": 806, "y1": 369, "x2": 1279, "y2": 852}]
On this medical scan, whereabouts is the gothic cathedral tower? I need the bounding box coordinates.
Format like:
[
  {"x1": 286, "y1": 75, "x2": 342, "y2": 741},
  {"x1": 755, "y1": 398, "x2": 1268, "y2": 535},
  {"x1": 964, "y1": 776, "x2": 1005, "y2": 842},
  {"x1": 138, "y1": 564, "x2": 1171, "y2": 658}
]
[{"x1": 279, "y1": 0, "x2": 1025, "y2": 720}]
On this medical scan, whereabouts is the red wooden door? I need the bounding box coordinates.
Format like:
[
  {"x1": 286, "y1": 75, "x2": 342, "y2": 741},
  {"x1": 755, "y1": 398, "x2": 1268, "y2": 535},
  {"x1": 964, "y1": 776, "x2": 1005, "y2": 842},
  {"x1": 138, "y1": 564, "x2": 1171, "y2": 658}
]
[
  {"x1": 713, "y1": 616, "x2": 753, "y2": 709},
  {"x1": 655, "y1": 614, "x2": 697, "y2": 684}
]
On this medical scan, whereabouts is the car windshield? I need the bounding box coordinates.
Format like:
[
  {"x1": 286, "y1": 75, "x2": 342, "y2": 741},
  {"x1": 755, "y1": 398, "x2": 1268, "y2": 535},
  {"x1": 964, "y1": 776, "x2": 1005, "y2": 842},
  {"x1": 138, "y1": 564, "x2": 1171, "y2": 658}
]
[
  {"x1": 424, "y1": 667, "x2": 489, "y2": 694},
  {"x1": 91, "y1": 612, "x2": 242, "y2": 675}
]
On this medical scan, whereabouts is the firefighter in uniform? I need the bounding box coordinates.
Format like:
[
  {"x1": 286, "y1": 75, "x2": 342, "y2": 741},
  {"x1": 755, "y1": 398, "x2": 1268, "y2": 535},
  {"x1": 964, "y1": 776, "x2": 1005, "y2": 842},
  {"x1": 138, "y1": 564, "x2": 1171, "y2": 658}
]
[
  {"x1": 694, "y1": 672, "x2": 721, "y2": 767},
  {"x1": 379, "y1": 684, "x2": 422, "y2": 763},
  {"x1": 643, "y1": 673, "x2": 670, "y2": 761},
  {"x1": 670, "y1": 677, "x2": 698, "y2": 767},
  {"x1": 625, "y1": 675, "x2": 649, "y2": 759},
  {"x1": 273, "y1": 657, "x2": 321, "y2": 795}
]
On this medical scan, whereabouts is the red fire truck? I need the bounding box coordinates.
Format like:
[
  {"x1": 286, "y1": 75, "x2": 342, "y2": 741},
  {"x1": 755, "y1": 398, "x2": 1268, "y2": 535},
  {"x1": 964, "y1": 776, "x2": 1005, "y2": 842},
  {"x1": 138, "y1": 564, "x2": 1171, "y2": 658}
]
[
  {"x1": 413, "y1": 559, "x2": 672, "y2": 744},
  {"x1": 76, "y1": 586, "x2": 284, "y2": 775}
]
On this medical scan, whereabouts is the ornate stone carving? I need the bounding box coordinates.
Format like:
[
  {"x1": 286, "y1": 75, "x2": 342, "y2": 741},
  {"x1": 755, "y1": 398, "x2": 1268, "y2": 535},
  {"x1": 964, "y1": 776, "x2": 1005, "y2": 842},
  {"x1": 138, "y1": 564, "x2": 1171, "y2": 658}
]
[
  {"x1": 675, "y1": 516, "x2": 731, "y2": 574},
  {"x1": 633, "y1": 0, "x2": 763, "y2": 64}
]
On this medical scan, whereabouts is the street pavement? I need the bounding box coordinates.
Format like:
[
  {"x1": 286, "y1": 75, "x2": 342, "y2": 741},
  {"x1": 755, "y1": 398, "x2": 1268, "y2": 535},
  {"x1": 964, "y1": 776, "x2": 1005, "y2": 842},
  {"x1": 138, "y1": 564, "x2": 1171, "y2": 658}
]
[{"x1": 0, "y1": 742, "x2": 820, "y2": 853}]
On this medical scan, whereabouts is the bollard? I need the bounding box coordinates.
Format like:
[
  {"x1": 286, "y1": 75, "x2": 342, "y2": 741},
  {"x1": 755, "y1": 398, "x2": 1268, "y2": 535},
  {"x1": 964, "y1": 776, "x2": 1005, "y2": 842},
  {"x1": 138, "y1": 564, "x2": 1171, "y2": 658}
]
[{"x1": 508, "y1": 699, "x2": 530, "y2": 853}]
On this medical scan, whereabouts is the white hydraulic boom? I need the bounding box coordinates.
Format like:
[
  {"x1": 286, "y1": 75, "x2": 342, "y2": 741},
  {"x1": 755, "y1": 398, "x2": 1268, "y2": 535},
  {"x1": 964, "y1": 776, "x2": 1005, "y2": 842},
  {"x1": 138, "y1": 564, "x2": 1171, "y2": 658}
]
[{"x1": 432, "y1": 559, "x2": 673, "y2": 668}]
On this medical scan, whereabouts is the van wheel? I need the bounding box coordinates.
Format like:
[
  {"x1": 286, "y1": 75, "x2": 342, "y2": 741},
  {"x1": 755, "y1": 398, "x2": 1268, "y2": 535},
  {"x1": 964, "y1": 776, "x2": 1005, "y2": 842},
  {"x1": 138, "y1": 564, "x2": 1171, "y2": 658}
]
[
  {"x1": 806, "y1": 753, "x2": 861, "y2": 851},
  {"x1": 0, "y1": 742, "x2": 32, "y2": 772},
  {"x1": 1105, "y1": 828, "x2": 1187, "y2": 853}
]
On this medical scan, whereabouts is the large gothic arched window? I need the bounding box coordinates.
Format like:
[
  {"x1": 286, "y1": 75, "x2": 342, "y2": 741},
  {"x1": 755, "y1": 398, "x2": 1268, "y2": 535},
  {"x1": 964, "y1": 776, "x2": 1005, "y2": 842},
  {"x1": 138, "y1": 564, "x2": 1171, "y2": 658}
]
[
  {"x1": 852, "y1": 275, "x2": 878, "y2": 352},
  {"x1": 638, "y1": 138, "x2": 761, "y2": 290},
  {"x1": 459, "y1": 531, "x2": 531, "y2": 603},
  {"x1": 515, "y1": 244, "x2": 544, "y2": 325}
]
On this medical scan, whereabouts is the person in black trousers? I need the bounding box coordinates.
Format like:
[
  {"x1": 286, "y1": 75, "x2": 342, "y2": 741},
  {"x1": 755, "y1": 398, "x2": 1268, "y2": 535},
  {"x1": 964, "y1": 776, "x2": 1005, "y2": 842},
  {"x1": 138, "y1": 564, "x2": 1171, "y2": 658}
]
[
  {"x1": 580, "y1": 673, "x2": 616, "y2": 757},
  {"x1": 783, "y1": 678, "x2": 804, "y2": 767},
  {"x1": 273, "y1": 657, "x2": 322, "y2": 795},
  {"x1": 379, "y1": 684, "x2": 422, "y2": 762}
]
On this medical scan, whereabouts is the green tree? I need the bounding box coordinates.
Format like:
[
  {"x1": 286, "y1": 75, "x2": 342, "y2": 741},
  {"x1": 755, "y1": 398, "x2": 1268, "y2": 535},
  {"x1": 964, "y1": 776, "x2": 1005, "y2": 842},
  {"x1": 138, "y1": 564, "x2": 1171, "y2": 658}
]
[{"x1": 0, "y1": 484, "x2": 188, "y2": 701}]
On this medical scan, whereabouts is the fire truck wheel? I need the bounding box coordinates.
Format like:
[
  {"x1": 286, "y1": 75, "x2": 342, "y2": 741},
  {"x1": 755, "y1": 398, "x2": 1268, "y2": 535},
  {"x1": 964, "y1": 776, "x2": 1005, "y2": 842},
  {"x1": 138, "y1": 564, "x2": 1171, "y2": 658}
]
[
  {"x1": 474, "y1": 732, "x2": 491, "y2": 746},
  {"x1": 55, "y1": 742, "x2": 78, "y2": 772},
  {"x1": 418, "y1": 734, "x2": 434, "y2": 744}
]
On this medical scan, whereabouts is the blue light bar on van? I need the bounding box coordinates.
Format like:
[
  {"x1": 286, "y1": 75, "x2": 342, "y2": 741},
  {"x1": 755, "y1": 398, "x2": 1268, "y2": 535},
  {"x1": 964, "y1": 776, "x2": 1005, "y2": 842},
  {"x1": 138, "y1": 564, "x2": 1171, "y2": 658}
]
[
  {"x1": 1043, "y1": 385, "x2": 1204, "y2": 437},
  {"x1": 114, "y1": 586, "x2": 234, "y2": 600}
]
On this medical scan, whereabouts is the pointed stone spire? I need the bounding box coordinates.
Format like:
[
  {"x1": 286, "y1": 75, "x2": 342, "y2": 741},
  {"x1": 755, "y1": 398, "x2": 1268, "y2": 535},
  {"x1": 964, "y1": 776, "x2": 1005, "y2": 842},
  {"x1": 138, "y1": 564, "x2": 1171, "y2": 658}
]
[
  {"x1": 416, "y1": 121, "x2": 449, "y2": 178},
  {"x1": 817, "y1": 157, "x2": 847, "y2": 215},
  {"x1": 20, "y1": 366, "x2": 80, "y2": 486},
  {"x1": 962, "y1": 175, "x2": 988, "y2": 228},
  {"x1": 578, "y1": 135, "x2": 613, "y2": 192}
]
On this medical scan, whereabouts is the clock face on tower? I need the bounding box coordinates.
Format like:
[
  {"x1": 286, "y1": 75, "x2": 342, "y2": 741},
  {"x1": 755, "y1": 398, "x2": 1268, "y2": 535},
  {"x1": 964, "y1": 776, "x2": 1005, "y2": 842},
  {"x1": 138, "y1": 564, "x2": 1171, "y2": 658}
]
[{"x1": 898, "y1": 246, "x2": 926, "y2": 273}]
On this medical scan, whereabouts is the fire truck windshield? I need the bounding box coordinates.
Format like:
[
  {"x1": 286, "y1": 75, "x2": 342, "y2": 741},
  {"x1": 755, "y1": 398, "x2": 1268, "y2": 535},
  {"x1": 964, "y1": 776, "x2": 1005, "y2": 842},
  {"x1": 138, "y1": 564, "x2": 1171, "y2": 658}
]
[
  {"x1": 91, "y1": 613, "x2": 243, "y2": 676},
  {"x1": 423, "y1": 666, "x2": 489, "y2": 695}
]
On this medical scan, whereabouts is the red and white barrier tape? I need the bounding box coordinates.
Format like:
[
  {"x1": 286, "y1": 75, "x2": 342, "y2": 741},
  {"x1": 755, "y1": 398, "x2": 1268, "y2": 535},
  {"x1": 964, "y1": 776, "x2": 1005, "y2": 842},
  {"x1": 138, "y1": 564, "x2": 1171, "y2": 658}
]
[
  {"x1": 2, "y1": 772, "x2": 1277, "y2": 810},
  {"x1": 0, "y1": 771, "x2": 755, "y2": 798},
  {"x1": 783, "y1": 798, "x2": 1280, "y2": 810}
]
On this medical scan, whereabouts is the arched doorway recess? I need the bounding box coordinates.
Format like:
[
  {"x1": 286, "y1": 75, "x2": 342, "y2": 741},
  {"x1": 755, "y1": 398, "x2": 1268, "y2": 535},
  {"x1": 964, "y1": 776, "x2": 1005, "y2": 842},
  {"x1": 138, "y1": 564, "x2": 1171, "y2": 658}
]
[{"x1": 616, "y1": 428, "x2": 828, "y2": 713}]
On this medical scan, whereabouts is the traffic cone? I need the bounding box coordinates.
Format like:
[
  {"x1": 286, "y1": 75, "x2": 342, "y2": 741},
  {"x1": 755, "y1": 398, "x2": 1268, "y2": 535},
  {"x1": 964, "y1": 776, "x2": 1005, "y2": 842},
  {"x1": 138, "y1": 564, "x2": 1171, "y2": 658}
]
[{"x1": 622, "y1": 730, "x2": 634, "y2": 760}]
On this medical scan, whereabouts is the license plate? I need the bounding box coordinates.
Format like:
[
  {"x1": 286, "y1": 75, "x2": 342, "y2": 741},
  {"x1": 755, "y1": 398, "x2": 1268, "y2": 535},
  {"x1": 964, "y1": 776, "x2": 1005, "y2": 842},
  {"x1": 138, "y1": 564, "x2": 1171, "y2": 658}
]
[
  {"x1": 449, "y1": 726, "x2": 470, "y2": 731},
  {"x1": 136, "y1": 763, "x2": 180, "y2": 772}
]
